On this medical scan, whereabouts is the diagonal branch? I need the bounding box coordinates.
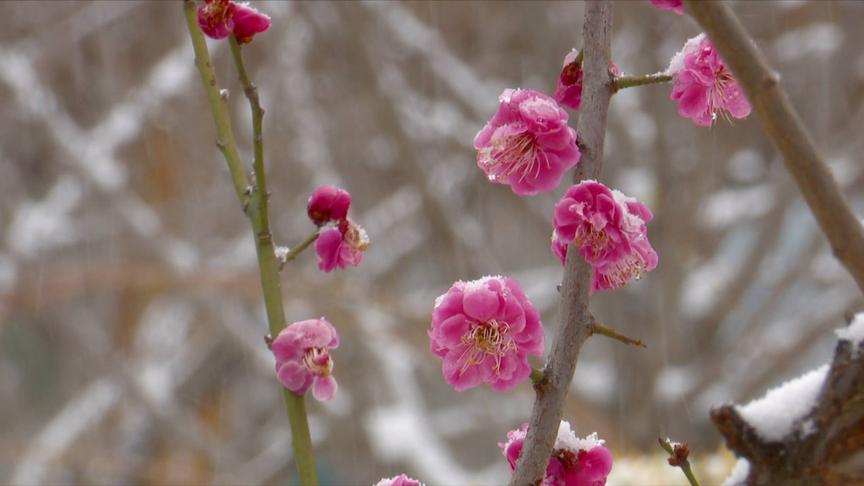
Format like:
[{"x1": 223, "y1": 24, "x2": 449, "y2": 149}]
[
  {"x1": 685, "y1": 1, "x2": 864, "y2": 295},
  {"x1": 509, "y1": 2, "x2": 614, "y2": 484}
]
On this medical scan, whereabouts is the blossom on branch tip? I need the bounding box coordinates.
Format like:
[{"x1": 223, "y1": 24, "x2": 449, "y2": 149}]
[
  {"x1": 197, "y1": 0, "x2": 270, "y2": 43},
  {"x1": 650, "y1": 0, "x2": 684, "y2": 15},
  {"x1": 307, "y1": 185, "x2": 352, "y2": 226},
  {"x1": 373, "y1": 474, "x2": 425, "y2": 486},
  {"x1": 197, "y1": 0, "x2": 236, "y2": 39},
  {"x1": 552, "y1": 181, "x2": 657, "y2": 292},
  {"x1": 667, "y1": 33, "x2": 751, "y2": 127},
  {"x1": 315, "y1": 219, "x2": 369, "y2": 273},
  {"x1": 553, "y1": 50, "x2": 619, "y2": 111},
  {"x1": 271, "y1": 318, "x2": 339, "y2": 401},
  {"x1": 500, "y1": 421, "x2": 613, "y2": 486},
  {"x1": 232, "y1": 2, "x2": 271, "y2": 44},
  {"x1": 429, "y1": 276, "x2": 544, "y2": 392},
  {"x1": 474, "y1": 89, "x2": 580, "y2": 196}
]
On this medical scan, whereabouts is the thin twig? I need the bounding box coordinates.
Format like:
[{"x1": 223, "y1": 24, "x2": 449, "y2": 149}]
[
  {"x1": 509, "y1": 3, "x2": 614, "y2": 484},
  {"x1": 278, "y1": 231, "x2": 320, "y2": 270},
  {"x1": 181, "y1": 2, "x2": 318, "y2": 485},
  {"x1": 613, "y1": 73, "x2": 672, "y2": 91},
  {"x1": 658, "y1": 438, "x2": 700, "y2": 486},
  {"x1": 685, "y1": 1, "x2": 864, "y2": 295},
  {"x1": 592, "y1": 322, "x2": 647, "y2": 348}
]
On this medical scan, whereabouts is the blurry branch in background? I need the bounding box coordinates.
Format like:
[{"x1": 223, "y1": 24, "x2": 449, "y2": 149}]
[
  {"x1": 686, "y1": 0, "x2": 864, "y2": 295},
  {"x1": 511, "y1": 2, "x2": 614, "y2": 484},
  {"x1": 658, "y1": 437, "x2": 700, "y2": 486},
  {"x1": 181, "y1": 2, "x2": 317, "y2": 484},
  {"x1": 711, "y1": 329, "x2": 864, "y2": 483},
  {"x1": 683, "y1": 1, "x2": 864, "y2": 483}
]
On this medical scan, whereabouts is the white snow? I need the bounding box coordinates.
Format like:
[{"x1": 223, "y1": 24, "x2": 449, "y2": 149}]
[
  {"x1": 722, "y1": 458, "x2": 750, "y2": 486},
  {"x1": 554, "y1": 421, "x2": 604, "y2": 452},
  {"x1": 666, "y1": 33, "x2": 704, "y2": 75},
  {"x1": 835, "y1": 313, "x2": 864, "y2": 352},
  {"x1": 735, "y1": 365, "x2": 828, "y2": 442}
]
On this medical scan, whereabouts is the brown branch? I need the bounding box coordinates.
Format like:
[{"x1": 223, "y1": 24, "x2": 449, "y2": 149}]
[
  {"x1": 684, "y1": 1, "x2": 864, "y2": 295},
  {"x1": 509, "y1": 2, "x2": 614, "y2": 484},
  {"x1": 711, "y1": 332, "x2": 864, "y2": 484}
]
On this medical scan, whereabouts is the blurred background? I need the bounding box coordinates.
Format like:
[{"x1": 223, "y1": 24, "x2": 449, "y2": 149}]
[{"x1": 1, "y1": 1, "x2": 863, "y2": 484}]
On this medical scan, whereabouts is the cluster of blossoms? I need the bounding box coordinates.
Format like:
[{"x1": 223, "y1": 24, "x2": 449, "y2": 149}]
[
  {"x1": 551, "y1": 181, "x2": 658, "y2": 292},
  {"x1": 373, "y1": 474, "x2": 425, "y2": 486},
  {"x1": 307, "y1": 186, "x2": 370, "y2": 273},
  {"x1": 667, "y1": 33, "x2": 751, "y2": 127},
  {"x1": 270, "y1": 318, "x2": 340, "y2": 401},
  {"x1": 500, "y1": 421, "x2": 613, "y2": 486},
  {"x1": 197, "y1": 0, "x2": 271, "y2": 43},
  {"x1": 428, "y1": 276, "x2": 545, "y2": 392}
]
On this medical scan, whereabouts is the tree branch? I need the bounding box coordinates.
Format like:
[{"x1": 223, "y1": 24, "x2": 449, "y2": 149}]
[
  {"x1": 509, "y1": 2, "x2": 614, "y2": 484},
  {"x1": 685, "y1": 1, "x2": 864, "y2": 295},
  {"x1": 181, "y1": 3, "x2": 317, "y2": 484}
]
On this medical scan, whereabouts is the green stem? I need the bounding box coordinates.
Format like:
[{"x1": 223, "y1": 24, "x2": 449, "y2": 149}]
[
  {"x1": 658, "y1": 438, "x2": 700, "y2": 486},
  {"x1": 182, "y1": 3, "x2": 318, "y2": 485},
  {"x1": 613, "y1": 73, "x2": 672, "y2": 91},
  {"x1": 283, "y1": 231, "x2": 320, "y2": 265},
  {"x1": 591, "y1": 322, "x2": 646, "y2": 348}
]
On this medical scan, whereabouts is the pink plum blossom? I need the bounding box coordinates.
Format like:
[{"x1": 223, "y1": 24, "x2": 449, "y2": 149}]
[
  {"x1": 428, "y1": 276, "x2": 544, "y2": 392},
  {"x1": 232, "y1": 2, "x2": 271, "y2": 44},
  {"x1": 315, "y1": 219, "x2": 369, "y2": 273},
  {"x1": 373, "y1": 474, "x2": 425, "y2": 486},
  {"x1": 500, "y1": 421, "x2": 613, "y2": 486},
  {"x1": 474, "y1": 89, "x2": 580, "y2": 196},
  {"x1": 197, "y1": 0, "x2": 236, "y2": 39},
  {"x1": 668, "y1": 33, "x2": 751, "y2": 127},
  {"x1": 650, "y1": 0, "x2": 684, "y2": 15},
  {"x1": 553, "y1": 50, "x2": 620, "y2": 112},
  {"x1": 271, "y1": 318, "x2": 339, "y2": 401},
  {"x1": 307, "y1": 185, "x2": 351, "y2": 226},
  {"x1": 552, "y1": 181, "x2": 657, "y2": 292}
]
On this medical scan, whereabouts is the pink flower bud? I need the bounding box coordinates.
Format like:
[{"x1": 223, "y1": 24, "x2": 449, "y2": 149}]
[
  {"x1": 650, "y1": 0, "x2": 684, "y2": 15},
  {"x1": 474, "y1": 89, "x2": 580, "y2": 196},
  {"x1": 270, "y1": 318, "x2": 340, "y2": 401},
  {"x1": 429, "y1": 276, "x2": 544, "y2": 392},
  {"x1": 307, "y1": 186, "x2": 352, "y2": 226},
  {"x1": 232, "y1": 2, "x2": 271, "y2": 44}
]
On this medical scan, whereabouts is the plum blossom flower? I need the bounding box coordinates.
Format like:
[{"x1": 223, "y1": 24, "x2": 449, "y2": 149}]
[
  {"x1": 500, "y1": 421, "x2": 613, "y2": 486},
  {"x1": 197, "y1": 0, "x2": 236, "y2": 39},
  {"x1": 553, "y1": 50, "x2": 620, "y2": 112},
  {"x1": 231, "y1": 2, "x2": 271, "y2": 44},
  {"x1": 474, "y1": 89, "x2": 580, "y2": 196},
  {"x1": 197, "y1": 0, "x2": 270, "y2": 43},
  {"x1": 271, "y1": 318, "x2": 339, "y2": 401},
  {"x1": 373, "y1": 474, "x2": 425, "y2": 486},
  {"x1": 650, "y1": 0, "x2": 684, "y2": 15},
  {"x1": 667, "y1": 33, "x2": 751, "y2": 127},
  {"x1": 429, "y1": 276, "x2": 544, "y2": 392},
  {"x1": 552, "y1": 181, "x2": 657, "y2": 292},
  {"x1": 315, "y1": 219, "x2": 369, "y2": 273},
  {"x1": 307, "y1": 185, "x2": 351, "y2": 226}
]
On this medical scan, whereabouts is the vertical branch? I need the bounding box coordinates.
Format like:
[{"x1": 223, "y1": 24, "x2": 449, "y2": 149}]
[
  {"x1": 509, "y1": 2, "x2": 614, "y2": 484},
  {"x1": 685, "y1": 1, "x2": 864, "y2": 295},
  {"x1": 181, "y1": 2, "x2": 318, "y2": 485}
]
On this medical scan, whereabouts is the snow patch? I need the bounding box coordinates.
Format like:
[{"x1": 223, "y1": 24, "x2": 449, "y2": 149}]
[
  {"x1": 835, "y1": 313, "x2": 864, "y2": 353},
  {"x1": 735, "y1": 365, "x2": 828, "y2": 442},
  {"x1": 723, "y1": 458, "x2": 750, "y2": 486}
]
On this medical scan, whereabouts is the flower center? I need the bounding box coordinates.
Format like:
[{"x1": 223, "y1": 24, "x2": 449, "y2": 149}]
[
  {"x1": 458, "y1": 319, "x2": 516, "y2": 375},
  {"x1": 303, "y1": 347, "x2": 333, "y2": 377},
  {"x1": 599, "y1": 253, "x2": 648, "y2": 289},
  {"x1": 709, "y1": 65, "x2": 736, "y2": 123},
  {"x1": 203, "y1": 0, "x2": 234, "y2": 25},
  {"x1": 479, "y1": 132, "x2": 548, "y2": 183},
  {"x1": 575, "y1": 224, "x2": 610, "y2": 260},
  {"x1": 343, "y1": 221, "x2": 370, "y2": 252}
]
